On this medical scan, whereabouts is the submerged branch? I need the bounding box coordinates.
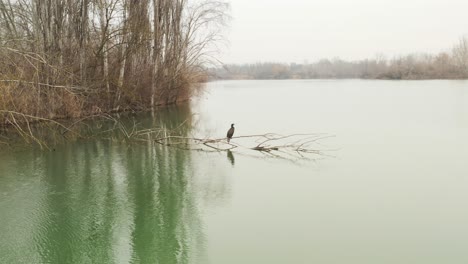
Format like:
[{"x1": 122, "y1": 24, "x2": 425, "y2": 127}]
[
  {"x1": 0, "y1": 110, "x2": 334, "y2": 162},
  {"x1": 153, "y1": 132, "x2": 334, "y2": 160}
]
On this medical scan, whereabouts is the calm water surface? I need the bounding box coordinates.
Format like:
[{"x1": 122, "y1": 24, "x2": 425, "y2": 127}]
[{"x1": 1, "y1": 80, "x2": 467, "y2": 263}]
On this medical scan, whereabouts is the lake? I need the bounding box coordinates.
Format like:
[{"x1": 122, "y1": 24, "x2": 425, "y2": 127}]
[{"x1": 1, "y1": 80, "x2": 467, "y2": 263}]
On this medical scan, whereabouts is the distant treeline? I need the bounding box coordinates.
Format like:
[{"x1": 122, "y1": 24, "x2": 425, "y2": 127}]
[{"x1": 211, "y1": 38, "x2": 468, "y2": 80}]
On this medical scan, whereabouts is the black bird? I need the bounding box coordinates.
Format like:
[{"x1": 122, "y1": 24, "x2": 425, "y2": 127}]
[{"x1": 226, "y1": 124, "x2": 235, "y2": 143}]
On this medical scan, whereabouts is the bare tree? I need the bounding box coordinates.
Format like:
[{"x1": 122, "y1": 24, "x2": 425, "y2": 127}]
[
  {"x1": 0, "y1": 0, "x2": 230, "y2": 128},
  {"x1": 452, "y1": 36, "x2": 468, "y2": 77}
]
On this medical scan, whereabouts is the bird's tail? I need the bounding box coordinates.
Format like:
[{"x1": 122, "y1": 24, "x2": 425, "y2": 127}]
[{"x1": 227, "y1": 138, "x2": 230, "y2": 143}]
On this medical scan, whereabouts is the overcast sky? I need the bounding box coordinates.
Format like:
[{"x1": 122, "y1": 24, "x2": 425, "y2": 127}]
[{"x1": 219, "y1": 0, "x2": 468, "y2": 64}]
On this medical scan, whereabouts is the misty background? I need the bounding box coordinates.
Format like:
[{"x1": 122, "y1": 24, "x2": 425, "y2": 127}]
[{"x1": 220, "y1": 0, "x2": 468, "y2": 64}]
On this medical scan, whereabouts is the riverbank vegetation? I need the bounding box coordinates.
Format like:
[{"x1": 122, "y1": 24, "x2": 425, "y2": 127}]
[
  {"x1": 0, "y1": 0, "x2": 229, "y2": 127},
  {"x1": 211, "y1": 37, "x2": 468, "y2": 80}
]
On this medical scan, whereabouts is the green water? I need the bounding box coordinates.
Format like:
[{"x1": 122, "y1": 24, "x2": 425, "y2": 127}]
[
  {"x1": 0, "y1": 105, "x2": 203, "y2": 263},
  {"x1": 1, "y1": 80, "x2": 468, "y2": 263}
]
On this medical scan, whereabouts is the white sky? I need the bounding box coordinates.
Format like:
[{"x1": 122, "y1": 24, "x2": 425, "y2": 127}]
[{"x1": 219, "y1": 0, "x2": 468, "y2": 64}]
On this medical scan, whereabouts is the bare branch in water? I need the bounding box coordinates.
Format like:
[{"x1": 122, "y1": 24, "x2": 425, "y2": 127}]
[
  {"x1": 0, "y1": 110, "x2": 83, "y2": 149},
  {"x1": 0, "y1": 111, "x2": 334, "y2": 162},
  {"x1": 152, "y1": 132, "x2": 334, "y2": 160}
]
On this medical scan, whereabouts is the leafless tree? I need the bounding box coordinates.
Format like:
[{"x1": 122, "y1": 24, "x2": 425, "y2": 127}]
[
  {"x1": 452, "y1": 36, "x2": 468, "y2": 76},
  {"x1": 0, "y1": 0, "x2": 230, "y2": 127}
]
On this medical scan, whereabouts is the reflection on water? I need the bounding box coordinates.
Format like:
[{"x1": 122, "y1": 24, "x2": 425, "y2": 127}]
[
  {"x1": 0, "y1": 105, "x2": 210, "y2": 264},
  {"x1": 226, "y1": 150, "x2": 235, "y2": 166},
  {"x1": 2, "y1": 80, "x2": 468, "y2": 264}
]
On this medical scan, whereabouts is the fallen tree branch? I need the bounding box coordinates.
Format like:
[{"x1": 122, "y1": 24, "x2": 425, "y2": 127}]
[
  {"x1": 0, "y1": 79, "x2": 90, "y2": 93},
  {"x1": 0, "y1": 110, "x2": 84, "y2": 149},
  {"x1": 152, "y1": 132, "x2": 334, "y2": 160}
]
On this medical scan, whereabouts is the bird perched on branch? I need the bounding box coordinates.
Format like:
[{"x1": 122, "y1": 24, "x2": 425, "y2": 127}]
[{"x1": 227, "y1": 124, "x2": 235, "y2": 143}]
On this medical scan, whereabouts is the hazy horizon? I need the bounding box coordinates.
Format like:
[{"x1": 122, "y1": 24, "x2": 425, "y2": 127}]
[{"x1": 220, "y1": 0, "x2": 468, "y2": 64}]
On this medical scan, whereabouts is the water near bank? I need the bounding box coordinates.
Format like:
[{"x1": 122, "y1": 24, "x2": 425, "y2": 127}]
[{"x1": 1, "y1": 80, "x2": 467, "y2": 263}]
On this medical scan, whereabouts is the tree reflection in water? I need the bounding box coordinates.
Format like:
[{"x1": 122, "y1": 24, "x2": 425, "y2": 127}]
[{"x1": 0, "y1": 104, "x2": 211, "y2": 264}]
